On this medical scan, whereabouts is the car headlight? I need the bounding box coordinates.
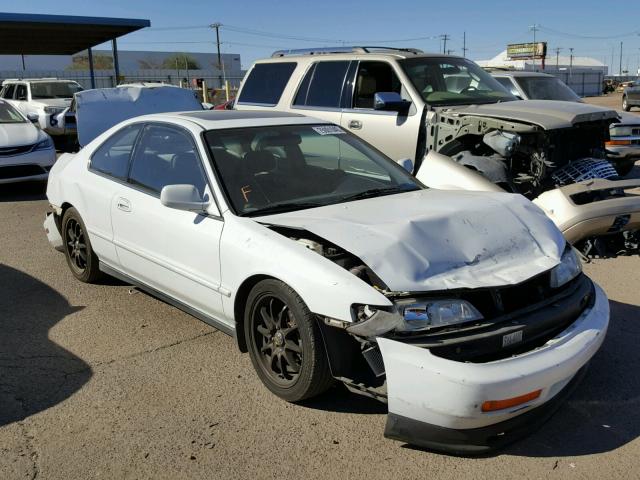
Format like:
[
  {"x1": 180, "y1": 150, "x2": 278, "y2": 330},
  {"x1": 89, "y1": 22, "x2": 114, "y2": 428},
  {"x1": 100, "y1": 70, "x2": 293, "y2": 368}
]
[
  {"x1": 396, "y1": 299, "x2": 483, "y2": 332},
  {"x1": 34, "y1": 135, "x2": 54, "y2": 151},
  {"x1": 550, "y1": 246, "x2": 582, "y2": 288},
  {"x1": 44, "y1": 106, "x2": 65, "y2": 115},
  {"x1": 350, "y1": 299, "x2": 483, "y2": 336}
]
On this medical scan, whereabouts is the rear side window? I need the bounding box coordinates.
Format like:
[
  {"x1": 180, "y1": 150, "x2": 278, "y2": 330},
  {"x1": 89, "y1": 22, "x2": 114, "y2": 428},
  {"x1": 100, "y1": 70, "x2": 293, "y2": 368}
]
[
  {"x1": 3, "y1": 84, "x2": 16, "y2": 99},
  {"x1": 293, "y1": 61, "x2": 350, "y2": 108},
  {"x1": 90, "y1": 124, "x2": 142, "y2": 180},
  {"x1": 237, "y1": 62, "x2": 296, "y2": 106}
]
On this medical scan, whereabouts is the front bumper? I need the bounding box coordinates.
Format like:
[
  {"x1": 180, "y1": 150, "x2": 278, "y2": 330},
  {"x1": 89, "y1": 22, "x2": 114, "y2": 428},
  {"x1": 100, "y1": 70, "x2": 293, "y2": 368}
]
[
  {"x1": 0, "y1": 147, "x2": 56, "y2": 184},
  {"x1": 533, "y1": 179, "x2": 640, "y2": 243},
  {"x1": 378, "y1": 282, "x2": 609, "y2": 454}
]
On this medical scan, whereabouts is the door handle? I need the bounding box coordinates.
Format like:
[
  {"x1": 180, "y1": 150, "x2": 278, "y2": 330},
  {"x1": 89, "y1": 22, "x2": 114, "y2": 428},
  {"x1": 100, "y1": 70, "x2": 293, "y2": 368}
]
[
  {"x1": 116, "y1": 197, "x2": 131, "y2": 212},
  {"x1": 348, "y1": 119, "x2": 363, "y2": 130}
]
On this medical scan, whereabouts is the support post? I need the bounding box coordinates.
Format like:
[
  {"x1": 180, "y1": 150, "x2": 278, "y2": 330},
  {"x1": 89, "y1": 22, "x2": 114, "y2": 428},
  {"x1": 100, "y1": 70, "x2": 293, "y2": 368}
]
[
  {"x1": 88, "y1": 47, "x2": 96, "y2": 89},
  {"x1": 111, "y1": 38, "x2": 120, "y2": 86}
]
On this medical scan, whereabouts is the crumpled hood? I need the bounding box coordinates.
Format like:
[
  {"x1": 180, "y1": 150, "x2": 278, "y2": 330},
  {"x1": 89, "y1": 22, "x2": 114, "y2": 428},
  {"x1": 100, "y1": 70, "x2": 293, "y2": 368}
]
[
  {"x1": 0, "y1": 122, "x2": 40, "y2": 147},
  {"x1": 258, "y1": 189, "x2": 566, "y2": 292},
  {"x1": 447, "y1": 100, "x2": 619, "y2": 130}
]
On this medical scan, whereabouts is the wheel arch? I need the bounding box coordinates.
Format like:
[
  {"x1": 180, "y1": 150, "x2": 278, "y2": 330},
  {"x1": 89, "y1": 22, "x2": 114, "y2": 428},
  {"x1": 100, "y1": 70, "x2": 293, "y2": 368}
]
[{"x1": 233, "y1": 274, "x2": 280, "y2": 352}]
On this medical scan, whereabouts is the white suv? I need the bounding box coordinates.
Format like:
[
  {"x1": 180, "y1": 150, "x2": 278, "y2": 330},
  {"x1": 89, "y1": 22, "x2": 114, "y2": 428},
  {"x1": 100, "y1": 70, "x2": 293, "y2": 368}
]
[
  {"x1": 235, "y1": 47, "x2": 640, "y2": 257},
  {"x1": 0, "y1": 78, "x2": 83, "y2": 138}
]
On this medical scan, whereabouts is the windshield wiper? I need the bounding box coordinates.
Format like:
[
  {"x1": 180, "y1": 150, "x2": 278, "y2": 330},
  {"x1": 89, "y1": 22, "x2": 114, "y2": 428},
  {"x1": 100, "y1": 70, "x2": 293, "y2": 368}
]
[
  {"x1": 338, "y1": 185, "x2": 418, "y2": 203},
  {"x1": 242, "y1": 201, "x2": 324, "y2": 217}
]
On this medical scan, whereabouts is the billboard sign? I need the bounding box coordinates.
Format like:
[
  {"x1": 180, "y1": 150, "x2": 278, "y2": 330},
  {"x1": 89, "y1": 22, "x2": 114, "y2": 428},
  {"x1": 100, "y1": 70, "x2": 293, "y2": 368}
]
[{"x1": 507, "y1": 42, "x2": 547, "y2": 60}]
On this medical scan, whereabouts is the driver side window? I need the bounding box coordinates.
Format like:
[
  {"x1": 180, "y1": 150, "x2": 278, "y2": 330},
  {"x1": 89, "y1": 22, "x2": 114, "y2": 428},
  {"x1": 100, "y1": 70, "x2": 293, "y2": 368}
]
[
  {"x1": 90, "y1": 124, "x2": 142, "y2": 180},
  {"x1": 353, "y1": 61, "x2": 402, "y2": 109}
]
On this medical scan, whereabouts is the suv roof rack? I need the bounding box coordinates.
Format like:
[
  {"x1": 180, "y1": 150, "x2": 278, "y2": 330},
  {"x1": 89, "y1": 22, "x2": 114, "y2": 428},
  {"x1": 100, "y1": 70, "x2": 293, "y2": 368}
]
[
  {"x1": 2, "y1": 77, "x2": 62, "y2": 83},
  {"x1": 271, "y1": 46, "x2": 423, "y2": 57}
]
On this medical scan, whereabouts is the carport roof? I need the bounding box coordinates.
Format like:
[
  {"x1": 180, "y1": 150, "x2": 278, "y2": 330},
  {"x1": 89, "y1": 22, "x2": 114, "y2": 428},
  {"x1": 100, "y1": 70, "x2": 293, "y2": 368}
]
[{"x1": 0, "y1": 12, "x2": 150, "y2": 55}]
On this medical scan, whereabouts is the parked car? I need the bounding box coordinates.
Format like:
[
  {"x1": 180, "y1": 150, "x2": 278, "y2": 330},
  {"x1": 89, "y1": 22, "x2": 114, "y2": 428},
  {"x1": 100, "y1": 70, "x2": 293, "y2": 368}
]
[
  {"x1": 622, "y1": 81, "x2": 640, "y2": 112},
  {"x1": 234, "y1": 47, "x2": 640, "y2": 256},
  {"x1": 0, "y1": 98, "x2": 56, "y2": 183},
  {"x1": 490, "y1": 71, "x2": 640, "y2": 177},
  {"x1": 617, "y1": 81, "x2": 634, "y2": 93},
  {"x1": 0, "y1": 78, "x2": 83, "y2": 142},
  {"x1": 45, "y1": 109, "x2": 609, "y2": 454}
]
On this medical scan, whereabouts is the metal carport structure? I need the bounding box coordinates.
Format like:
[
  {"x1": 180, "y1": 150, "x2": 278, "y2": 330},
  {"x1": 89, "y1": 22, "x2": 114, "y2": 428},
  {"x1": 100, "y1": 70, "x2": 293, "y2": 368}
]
[{"x1": 0, "y1": 12, "x2": 150, "y2": 88}]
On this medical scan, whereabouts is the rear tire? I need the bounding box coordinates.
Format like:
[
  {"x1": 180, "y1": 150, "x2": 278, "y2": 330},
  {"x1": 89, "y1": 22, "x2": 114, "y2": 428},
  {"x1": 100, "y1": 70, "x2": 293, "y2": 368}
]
[
  {"x1": 244, "y1": 279, "x2": 333, "y2": 402},
  {"x1": 622, "y1": 96, "x2": 631, "y2": 112},
  {"x1": 61, "y1": 207, "x2": 103, "y2": 283}
]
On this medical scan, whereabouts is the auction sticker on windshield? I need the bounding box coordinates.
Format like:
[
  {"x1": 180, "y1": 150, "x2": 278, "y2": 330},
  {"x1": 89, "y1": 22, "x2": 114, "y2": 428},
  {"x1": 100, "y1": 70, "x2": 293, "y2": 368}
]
[{"x1": 312, "y1": 125, "x2": 345, "y2": 135}]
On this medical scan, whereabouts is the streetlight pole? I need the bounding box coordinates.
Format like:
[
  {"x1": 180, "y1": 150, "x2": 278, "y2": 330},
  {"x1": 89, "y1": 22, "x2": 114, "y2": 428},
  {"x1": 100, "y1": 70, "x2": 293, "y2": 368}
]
[{"x1": 619, "y1": 41, "x2": 623, "y2": 76}]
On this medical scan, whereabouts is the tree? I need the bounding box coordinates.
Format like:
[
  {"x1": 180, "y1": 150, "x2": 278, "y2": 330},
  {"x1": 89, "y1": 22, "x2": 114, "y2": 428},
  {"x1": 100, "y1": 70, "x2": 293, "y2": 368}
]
[
  {"x1": 161, "y1": 53, "x2": 201, "y2": 70},
  {"x1": 67, "y1": 52, "x2": 113, "y2": 70}
]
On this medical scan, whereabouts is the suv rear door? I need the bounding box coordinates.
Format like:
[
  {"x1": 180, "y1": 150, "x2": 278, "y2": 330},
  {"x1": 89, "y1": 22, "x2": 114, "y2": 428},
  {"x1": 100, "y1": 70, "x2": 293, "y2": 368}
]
[{"x1": 340, "y1": 60, "x2": 422, "y2": 161}]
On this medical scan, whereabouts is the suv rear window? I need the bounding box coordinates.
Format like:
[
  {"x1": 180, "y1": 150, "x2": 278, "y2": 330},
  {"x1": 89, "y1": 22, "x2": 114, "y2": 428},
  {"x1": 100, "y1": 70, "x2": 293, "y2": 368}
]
[
  {"x1": 237, "y1": 62, "x2": 296, "y2": 106},
  {"x1": 294, "y1": 61, "x2": 350, "y2": 108}
]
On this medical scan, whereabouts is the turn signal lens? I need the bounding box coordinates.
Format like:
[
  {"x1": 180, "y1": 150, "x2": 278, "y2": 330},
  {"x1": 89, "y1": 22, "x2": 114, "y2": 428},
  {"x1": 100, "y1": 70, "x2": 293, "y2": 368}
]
[
  {"x1": 481, "y1": 389, "x2": 542, "y2": 412},
  {"x1": 606, "y1": 140, "x2": 632, "y2": 146}
]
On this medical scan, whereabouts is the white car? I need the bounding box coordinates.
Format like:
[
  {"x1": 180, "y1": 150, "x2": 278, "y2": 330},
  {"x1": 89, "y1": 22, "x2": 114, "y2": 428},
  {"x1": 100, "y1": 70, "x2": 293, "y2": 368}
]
[
  {"x1": 44, "y1": 110, "x2": 609, "y2": 454},
  {"x1": 0, "y1": 78, "x2": 83, "y2": 138},
  {"x1": 0, "y1": 99, "x2": 56, "y2": 184}
]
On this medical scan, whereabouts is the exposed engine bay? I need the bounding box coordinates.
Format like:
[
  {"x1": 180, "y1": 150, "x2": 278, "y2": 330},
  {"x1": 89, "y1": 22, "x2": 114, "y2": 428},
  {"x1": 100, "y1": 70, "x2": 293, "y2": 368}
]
[{"x1": 423, "y1": 109, "x2": 640, "y2": 257}]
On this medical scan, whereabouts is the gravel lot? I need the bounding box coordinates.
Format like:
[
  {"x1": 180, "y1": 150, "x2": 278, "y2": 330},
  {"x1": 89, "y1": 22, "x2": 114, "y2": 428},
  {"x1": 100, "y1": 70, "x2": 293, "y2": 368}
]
[{"x1": 1, "y1": 134, "x2": 639, "y2": 478}]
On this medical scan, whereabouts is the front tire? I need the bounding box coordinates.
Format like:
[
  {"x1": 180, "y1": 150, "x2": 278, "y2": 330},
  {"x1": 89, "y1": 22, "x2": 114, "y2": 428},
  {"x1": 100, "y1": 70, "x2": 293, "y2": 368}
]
[
  {"x1": 61, "y1": 207, "x2": 102, "y2": 283},
  {"x1": 244, "y1": 279, "x2": 333, "y2": 402},
  {"x1": 622, "y1": 96, "x2": 631, "y2": 112}
]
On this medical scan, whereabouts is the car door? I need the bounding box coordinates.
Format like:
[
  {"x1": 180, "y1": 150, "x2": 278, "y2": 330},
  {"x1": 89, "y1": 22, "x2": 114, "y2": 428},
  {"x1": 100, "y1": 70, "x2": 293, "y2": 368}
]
[
  {"x1": 110, "y1": 121, "x2": 226, "y2": 321},
  {"x1": 85, "y1": 123, "x2": 145, "y2": 266},
  {"x1": 628, "y1": 83, "x2": 640, "y2": 104},
  {"x1": 340, "y1": 60, "x2": 422, "y2": 161}
]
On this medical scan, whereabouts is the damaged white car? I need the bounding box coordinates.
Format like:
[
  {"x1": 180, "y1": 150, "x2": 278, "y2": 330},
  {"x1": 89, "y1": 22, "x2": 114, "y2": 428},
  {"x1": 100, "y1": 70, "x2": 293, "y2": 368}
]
[{"x1": 44, "y1": 111, "x2": 609, "y2": 454}]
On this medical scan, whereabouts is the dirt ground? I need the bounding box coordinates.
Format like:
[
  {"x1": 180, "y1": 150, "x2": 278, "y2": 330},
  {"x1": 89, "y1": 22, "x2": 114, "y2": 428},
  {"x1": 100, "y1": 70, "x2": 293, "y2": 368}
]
[{"x1": 1, "y1": 105, "x2": 640, "y2": 478}]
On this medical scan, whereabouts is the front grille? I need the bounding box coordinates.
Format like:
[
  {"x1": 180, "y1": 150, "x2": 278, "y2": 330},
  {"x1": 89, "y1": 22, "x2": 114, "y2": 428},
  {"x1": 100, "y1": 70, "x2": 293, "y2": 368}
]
[
  {"x1": 0, "y1": 144, "x2": 35, "y2": 156},
  {"x1": 387, "y1": 274, "x2": 593, "y2": 363},
  {"x1": 0, "y1": 164, "x2": 47, "y2": 179}
]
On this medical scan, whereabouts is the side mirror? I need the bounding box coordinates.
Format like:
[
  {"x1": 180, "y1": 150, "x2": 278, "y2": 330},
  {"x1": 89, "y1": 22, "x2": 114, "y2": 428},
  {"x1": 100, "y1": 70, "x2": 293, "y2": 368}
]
[
  {"x1": 398, "y1": 158, "x2": 414, "y2": 174},
  {"x1": 27, "y1": 113, "x2": 39, "y2": 124},
  {"x1": 373, "y1": 92, "x2": 411, "y2": 114},
  {"x1": 160, "y1": 184, "x2": 209, "y2": 212}
]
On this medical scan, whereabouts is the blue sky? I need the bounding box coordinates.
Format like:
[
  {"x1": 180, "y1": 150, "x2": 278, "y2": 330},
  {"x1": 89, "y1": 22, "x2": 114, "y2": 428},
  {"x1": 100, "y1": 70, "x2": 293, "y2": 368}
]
[{"x1": 6, "y1": 0, "x2": 640, "y2": 72}]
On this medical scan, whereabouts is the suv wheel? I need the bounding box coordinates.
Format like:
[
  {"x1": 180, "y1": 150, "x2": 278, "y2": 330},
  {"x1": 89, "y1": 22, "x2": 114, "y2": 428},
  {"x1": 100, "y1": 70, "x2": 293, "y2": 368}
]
[
  {"x1": 622, "y1": 96, "x2": 630, "y2": 111},
  {"x1": 62, "y1": 207, "x2": 103, "y2": 283},
  {"x1": 244, "y1": 279, "x2": 333, "y2": 402}
]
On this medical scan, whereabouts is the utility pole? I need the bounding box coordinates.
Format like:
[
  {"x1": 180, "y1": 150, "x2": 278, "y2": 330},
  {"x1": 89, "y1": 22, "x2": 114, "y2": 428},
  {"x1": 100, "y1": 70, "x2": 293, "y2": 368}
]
[
  {"x1": 569, "y1": 47, "x2": 574, "y2": 80},
  {"x1": 440, "y1": 34, "x2": 450, "y2": 55},
  {"x1": 554, "y1": 47, "x2": 562, "y2": 71},
  {"x1": 210, "y1": 22, "x2": 223, "y2": 88},
  {"x1": 529, "y1": 24, "x2": 540, "y2": 71},
  {"x1": 462, "y1": 32, "x2": 467, "y2": 58},
  {"x1": 446, "y1": 49, "x2": 455, "y2": 55},
  {"x1": 619, "y1": 41, "x2": 623, "y2": 76}
]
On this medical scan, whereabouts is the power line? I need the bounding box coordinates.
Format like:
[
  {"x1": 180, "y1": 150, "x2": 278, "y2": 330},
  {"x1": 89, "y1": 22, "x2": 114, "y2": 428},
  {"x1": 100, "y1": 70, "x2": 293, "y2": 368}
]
[{"x1": 538, "y1": 25, "x2": 640, "y2": 40}]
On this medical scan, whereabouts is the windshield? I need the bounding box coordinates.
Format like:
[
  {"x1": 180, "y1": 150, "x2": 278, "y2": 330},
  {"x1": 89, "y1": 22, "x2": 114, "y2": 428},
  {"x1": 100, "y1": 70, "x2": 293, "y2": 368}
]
[
  {"x1": 399, "y1": 57, "x2": 516, "y2": 106},
  {"x1": 204, "y1": 124, "x2": 421, "y2": 216},
  {"x1": 30, "y1": 82, "x2": 83, "y2": 99},
  {"x1": 0, "y1": 102, "x2": 26, "y2": 123},
  {"x1": 514, "y1": 76, "x2": 581, "y2": 102}
]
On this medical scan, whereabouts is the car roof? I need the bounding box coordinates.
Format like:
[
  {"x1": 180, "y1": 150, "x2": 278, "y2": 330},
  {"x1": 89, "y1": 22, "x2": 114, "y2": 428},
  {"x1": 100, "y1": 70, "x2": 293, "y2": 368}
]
[
  {"x1": 255, "y1": 52, "x2": 464, "y2": 63},
  {"x1": 489, "y1": 70, "x2": 554, "y2": 78},
  {"x1": 136, "y1": 110, "x2": 326, "y2": 130}
]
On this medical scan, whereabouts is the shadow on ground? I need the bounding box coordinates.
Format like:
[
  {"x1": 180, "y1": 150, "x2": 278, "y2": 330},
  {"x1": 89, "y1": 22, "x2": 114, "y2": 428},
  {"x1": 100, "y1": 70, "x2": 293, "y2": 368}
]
[
  {"x1": 0, "y1": 181, "x2": 47, "y2": 203},
  {"x1": 0, "y1": 264, "x2": 91, "y2": 426}
]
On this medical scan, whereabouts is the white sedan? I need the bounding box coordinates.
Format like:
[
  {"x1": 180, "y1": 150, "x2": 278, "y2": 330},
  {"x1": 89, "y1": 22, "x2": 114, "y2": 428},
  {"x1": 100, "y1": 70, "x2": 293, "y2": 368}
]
[
  {"x1": 0, "y1": 99, "x2": 56, "y2": 184},
  {"x1": 44, "y1": 110, "x2": 608, "y2": 454}
]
